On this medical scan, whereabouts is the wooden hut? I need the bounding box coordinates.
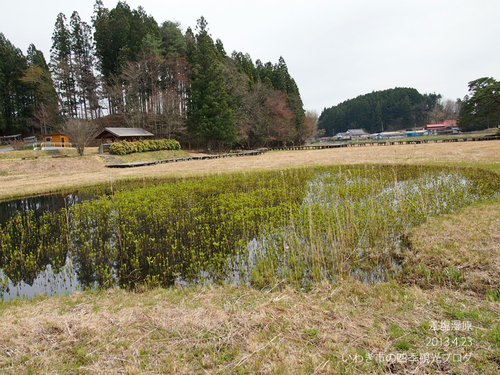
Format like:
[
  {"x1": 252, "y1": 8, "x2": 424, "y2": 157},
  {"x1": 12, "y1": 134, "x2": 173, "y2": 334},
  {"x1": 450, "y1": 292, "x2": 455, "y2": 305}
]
[
  {"x1": 94, "y1": 127, "x2": 155, "y2": 144},
  {"x1": 42, "y1": 133, "x2": 71, "y2": 148}
]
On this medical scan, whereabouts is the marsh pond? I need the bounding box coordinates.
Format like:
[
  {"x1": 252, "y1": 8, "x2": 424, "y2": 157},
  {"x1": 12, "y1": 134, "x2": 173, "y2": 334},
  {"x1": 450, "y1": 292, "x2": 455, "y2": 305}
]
[{"x1": 1, "y1": 164, "x2": 499, "y2": 300}]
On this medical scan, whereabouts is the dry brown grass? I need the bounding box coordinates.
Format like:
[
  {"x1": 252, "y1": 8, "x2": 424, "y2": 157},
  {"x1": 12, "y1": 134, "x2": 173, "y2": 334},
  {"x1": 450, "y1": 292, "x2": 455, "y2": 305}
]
[
  {"x1": 401, "y1": 199, "x2": 500, "y2": 294},
  {"x1": 1, "y1": 140, "x2": 500, "y2": 200},
  {"x1": 1, "y1": 280, "x2": 499, "y2": 374},
  {"x1": 1, "y1": 141, "x2": 500, "y2": 373}
]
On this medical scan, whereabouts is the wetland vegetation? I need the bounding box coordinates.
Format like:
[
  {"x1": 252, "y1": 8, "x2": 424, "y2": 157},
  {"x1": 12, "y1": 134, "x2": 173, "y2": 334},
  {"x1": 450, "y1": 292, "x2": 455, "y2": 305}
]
[{"x1": 1, "y1": 164, "x2": 499, "y2": 299}]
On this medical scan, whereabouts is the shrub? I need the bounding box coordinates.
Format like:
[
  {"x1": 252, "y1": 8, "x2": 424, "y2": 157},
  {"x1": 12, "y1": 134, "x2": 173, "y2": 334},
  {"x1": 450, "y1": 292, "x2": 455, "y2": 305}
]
[{"x1": 108, "y1": 139, "x2": 180, "y2": 155}]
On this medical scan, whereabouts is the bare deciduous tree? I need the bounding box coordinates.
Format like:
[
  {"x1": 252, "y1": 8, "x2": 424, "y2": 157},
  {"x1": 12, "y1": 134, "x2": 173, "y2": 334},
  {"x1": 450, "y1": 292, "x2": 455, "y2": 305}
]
[
  {"x1": 303, "y1": 110, "x2": 319, "y2": 139},
  {"x1": 60, "y1": 118, "x2": 100, "y2": 156}
]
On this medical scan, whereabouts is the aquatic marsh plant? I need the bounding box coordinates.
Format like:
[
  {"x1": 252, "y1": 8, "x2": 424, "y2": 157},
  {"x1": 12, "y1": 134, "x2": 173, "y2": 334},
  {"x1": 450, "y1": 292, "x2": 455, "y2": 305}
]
[{"x1": 0, "y1": 210, "x2": 69, "y2": 287}]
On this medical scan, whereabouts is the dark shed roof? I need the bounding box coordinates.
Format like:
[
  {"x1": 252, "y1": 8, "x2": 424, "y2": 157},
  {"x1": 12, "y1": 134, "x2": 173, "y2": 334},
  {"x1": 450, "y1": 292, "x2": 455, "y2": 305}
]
[{"x1": 96, "y1": 127, "x2": 154, "y2": 138}]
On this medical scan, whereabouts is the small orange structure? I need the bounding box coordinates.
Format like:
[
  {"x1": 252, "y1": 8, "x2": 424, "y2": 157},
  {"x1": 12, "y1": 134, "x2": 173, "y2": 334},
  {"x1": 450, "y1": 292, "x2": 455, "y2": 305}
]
[{"x1": 42, "y1": 133, "x2": 71, "y2": 148}]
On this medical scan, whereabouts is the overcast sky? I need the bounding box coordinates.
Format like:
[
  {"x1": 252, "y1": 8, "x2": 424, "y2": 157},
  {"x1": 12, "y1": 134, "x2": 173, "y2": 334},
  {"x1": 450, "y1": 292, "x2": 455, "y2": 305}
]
[{"x1": 1, "y1": 0, "x2": 499, "y2": 113}]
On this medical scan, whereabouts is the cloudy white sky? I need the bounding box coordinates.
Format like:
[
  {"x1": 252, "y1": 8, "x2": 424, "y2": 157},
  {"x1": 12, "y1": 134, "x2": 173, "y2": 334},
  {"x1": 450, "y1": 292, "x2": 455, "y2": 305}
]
[{"x1": 1, "y1": 0, "x2": 499, "y2": 113}]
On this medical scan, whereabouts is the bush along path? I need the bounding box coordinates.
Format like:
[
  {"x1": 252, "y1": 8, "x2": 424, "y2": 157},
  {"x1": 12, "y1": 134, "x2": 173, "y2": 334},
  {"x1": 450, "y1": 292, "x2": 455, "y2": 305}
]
[{"x1": 108, "y1": 139, "x2": 181, "y2": 156}]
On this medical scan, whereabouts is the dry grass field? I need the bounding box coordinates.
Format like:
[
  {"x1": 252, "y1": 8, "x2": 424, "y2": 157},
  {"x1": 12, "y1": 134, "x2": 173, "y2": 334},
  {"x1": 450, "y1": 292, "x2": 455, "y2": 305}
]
[
  {"x1": 1, "y1": 140, "x2": 500, "y2": 374},
  {"x1": 1, "y1": 140, "x2": 499, "y2": 200}
]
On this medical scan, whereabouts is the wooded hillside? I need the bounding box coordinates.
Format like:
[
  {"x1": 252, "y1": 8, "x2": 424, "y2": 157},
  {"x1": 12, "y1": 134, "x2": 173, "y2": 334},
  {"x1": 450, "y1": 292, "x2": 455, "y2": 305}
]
[
  {"x1": 317, "y1": 88, "x2": 444, "y2": 136},
  {"x1": 0, "y1": 1, "x2": 314, "y2": 150}
]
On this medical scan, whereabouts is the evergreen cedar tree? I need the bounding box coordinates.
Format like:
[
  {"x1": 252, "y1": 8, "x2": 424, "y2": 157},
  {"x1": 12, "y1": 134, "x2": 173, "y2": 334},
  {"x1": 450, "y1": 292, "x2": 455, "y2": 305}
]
[
  {"x1": 185, "y1": 17, "x2": 237, "y2": 151},
  {"x1": 0, "y1": 1, "x2": 312, "y2": 150}
]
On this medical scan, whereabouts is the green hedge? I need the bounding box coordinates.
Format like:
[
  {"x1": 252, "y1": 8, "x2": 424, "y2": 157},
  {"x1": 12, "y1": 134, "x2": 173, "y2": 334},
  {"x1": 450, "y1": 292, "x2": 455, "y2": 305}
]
[{"x1": 108, "y1": 139, "x2": 181, "y2": 155}]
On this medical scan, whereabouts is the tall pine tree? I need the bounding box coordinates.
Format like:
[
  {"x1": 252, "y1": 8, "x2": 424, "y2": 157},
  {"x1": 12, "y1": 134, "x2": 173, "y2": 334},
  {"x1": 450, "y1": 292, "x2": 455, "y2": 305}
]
[
  {"x1": 50, "y1": 13, "x2": 77, "y2": 117},
  {"x1": 70, "y1": 11, "x2": 99, "y2": 120}
]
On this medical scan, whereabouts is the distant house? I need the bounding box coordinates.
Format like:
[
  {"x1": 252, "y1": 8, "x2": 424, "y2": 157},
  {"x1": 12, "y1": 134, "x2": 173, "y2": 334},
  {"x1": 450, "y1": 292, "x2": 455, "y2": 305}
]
[
  {"x1": 94, "y1": 127, "x2": 155, "y2": 144},
  {"x1": 425, "y1": 119, "x2": 460, "y2": 134},
  {"x1": 402, "y1": 130, "x2": 429, "y2": 137},
  {"x1": 334, "y1": 129, "x2": 370, "y2": 141},
  {"x1": 371, "y1": 131, "x2": 407, "y2": 139},
  {"x1": 346, "y1": 129, "x2": 370, "y2": 139},
  {"x1": 334, "y1": 132, "x2": 351, "y2": 140}
]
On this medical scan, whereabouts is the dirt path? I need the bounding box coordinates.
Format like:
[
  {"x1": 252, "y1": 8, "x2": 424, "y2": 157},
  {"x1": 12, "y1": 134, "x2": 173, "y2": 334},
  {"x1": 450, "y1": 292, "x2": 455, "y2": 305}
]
[
  {"x1": 98, "y1": 154, "x2": 123, "y2": 164},
  {"x1": 1, "y1": 141, "x2": 499, "y2": 200}
]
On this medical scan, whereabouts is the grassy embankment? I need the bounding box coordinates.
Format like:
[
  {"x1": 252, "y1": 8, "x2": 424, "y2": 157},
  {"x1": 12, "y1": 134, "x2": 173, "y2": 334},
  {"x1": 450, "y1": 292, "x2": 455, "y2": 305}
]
[
  {"x1": 1, "y1": 139, "x2": 500, "y2": 201},
  {"x1": 0, "y1": 141, "x2": 499, "y2": 374}
]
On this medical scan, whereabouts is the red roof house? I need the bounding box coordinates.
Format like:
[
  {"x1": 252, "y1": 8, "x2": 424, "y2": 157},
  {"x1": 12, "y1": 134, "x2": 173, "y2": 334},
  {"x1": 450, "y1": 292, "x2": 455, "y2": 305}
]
[{"x1": 424, "y1": 119, "x2": 459, "y2": 134}]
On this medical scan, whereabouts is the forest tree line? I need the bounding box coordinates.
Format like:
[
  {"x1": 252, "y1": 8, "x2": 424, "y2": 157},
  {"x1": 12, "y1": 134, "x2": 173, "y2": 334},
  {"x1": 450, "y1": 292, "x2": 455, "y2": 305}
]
[{"x1": 0, "y1": 1, "x2": 315, "y2": 150}]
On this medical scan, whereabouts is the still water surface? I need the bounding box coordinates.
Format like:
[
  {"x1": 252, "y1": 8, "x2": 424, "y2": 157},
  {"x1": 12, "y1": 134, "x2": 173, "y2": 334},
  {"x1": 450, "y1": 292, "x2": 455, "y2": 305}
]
[{"x1": 0, "y1": 193, "x2": 94, "y2": 300}]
